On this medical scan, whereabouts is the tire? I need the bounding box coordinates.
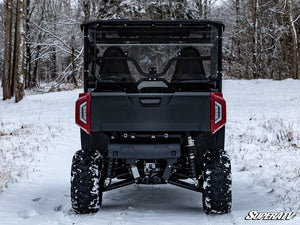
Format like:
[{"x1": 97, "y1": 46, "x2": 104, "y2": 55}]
[
  {"x1": 194, "y1": 127, "x2": 225, "y2": 184},
  {"x1": 71, "y1": 149, "x2": 104, "y2": 214},
  {"x1": 202, "y1": 149, "x2": 232, "y2": 214}
]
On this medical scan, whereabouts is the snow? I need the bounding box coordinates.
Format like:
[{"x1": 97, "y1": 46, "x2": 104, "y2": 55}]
[
  {"x1": 0, "y1": 79, "x2": 300, "y2": 224},
  {"x1": 224, "y1": 79, "x2": 300, "y2": 211}
]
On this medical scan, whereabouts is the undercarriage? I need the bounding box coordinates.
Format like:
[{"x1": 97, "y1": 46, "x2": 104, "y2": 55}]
[{"x1": 80, "y1": 129, "x2": 225, "y2": 192}]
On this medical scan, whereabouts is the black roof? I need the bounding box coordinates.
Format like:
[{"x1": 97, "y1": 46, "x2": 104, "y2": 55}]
[{"x1": 81, "y1": 19, "x2": 225, "y2": 31}]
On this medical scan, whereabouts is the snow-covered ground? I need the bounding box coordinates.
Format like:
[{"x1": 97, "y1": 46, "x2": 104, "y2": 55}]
[{"x1": 0, "y1": 79, "x2": 299, "y2": 225}]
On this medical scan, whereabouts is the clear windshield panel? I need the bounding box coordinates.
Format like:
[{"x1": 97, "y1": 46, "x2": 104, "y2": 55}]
[{"x1": 87, "y1": 26, "x2": 219, "y2": 83}]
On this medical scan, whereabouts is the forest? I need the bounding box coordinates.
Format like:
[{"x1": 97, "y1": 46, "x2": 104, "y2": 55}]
[{"x1": 0, "y1": 0, "x2": 299, "y2": 102}]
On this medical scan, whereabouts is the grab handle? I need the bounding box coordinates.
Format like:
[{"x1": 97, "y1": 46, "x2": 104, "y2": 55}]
[{"x1": 139, "y1": 98, "x2": 161, "y2": 107}]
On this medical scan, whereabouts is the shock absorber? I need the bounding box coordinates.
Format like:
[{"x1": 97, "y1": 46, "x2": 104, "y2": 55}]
[
  {"x1": 106, "y1": 158, "x2": 113, "y2": 178},
  {"x1": 186, "y1": 136, "x2": 197, "y2": 179},
  {"x1": 104, "y1": 158, "x2": 113, "y2": 186}
]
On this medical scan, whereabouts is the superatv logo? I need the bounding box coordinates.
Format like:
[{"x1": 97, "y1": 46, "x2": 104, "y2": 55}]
[{"x1": 245, "y1": 210, "x2": 296, "y2": 220}]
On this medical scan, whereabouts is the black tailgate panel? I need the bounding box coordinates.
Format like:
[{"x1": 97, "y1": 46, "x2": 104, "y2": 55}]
[{"x1": 90, "y1": 92, "x2": 211, "y2": 132}]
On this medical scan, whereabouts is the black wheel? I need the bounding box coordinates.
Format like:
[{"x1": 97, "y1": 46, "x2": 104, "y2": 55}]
[
  {"x1": 71, "y1": 149, "x2": 104, "y2": 214},
  {"x1": 202, "y1": 149, "x2": 232, "y2": 214}
]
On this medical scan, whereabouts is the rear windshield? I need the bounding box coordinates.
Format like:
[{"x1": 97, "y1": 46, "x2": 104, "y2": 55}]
[{"x1": 86, "y1": 26, "x2": 219, "y2": 84}]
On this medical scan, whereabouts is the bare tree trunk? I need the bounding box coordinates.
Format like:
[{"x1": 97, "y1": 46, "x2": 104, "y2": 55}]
[
  {"x1": 252, "y1": 0, "x2": 258, "y2": 79},
  {"x1": 11, "y1": 1, "x2": 18, "y2": 97},
  {"x1": 286, "y1": 0, "x2": 299, "y2": 79},
  {"x1": 32, "y1": 44, "x2": 40, "y2": 87},
  {"x1": 32, "y1": 27, "x2": 44, "y2": 88},
  {"x1": 25, "y1": 0, "x2": 31, "y2": 89},
  {"x1": 50, "y1": 47, "x2": 57, "y2": 80},
  {"x1": 2, "y1": 0, "x2": 13, "y2": 100},
  {"x1": 235, "y1": 0, "x2": 240, "y2": 59},
  {"x1": 196, "y1": 0, "x2": 203, "y2": 18},
  {"x1": 14, "y1": 0, "x2": 25, "y2": 102},
  {"x1": 1, "y1": 66, "x2": 3, "y2": 88},
  {"x1": 204, "y1": 0, "x2": 208, "y2": 19},
  {"x1": 81, "y1": 0, "x2": 90, "y2": 20},
  {"x1": 70, "y1": 35, "x2": 77, "y2": 86}
]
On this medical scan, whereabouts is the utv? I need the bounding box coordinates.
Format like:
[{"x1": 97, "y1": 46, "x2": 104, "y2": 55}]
[{"x1": 72, "y1": 20, "x2": 231, "y2": 214}]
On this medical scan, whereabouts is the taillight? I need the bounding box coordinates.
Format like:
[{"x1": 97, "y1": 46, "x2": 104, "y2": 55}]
[
  {"x1": 211, "y1": 92, "x2": 226, "y2": 134},
  {"x1": 79, "y1": 101, "x2": 87, "y2": 124},
  {"x1": 214, "y1": 101, "x2": 222, "y2": 123},
  {"x1": 75, "y1": 92, "x2": 91, "y2": 134}
]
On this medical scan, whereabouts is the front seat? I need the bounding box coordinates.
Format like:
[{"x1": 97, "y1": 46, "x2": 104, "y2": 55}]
[
  {"x1": 100, "y1": 47, "x2": 133, "y2": 82},
  {"x1": 172, "y1": 47, "x2": 206, "y2": 81}
]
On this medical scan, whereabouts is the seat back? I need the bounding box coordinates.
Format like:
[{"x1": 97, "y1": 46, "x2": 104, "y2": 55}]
[
  {"x1": 172, "y1": 47, "x2": 205, "y2": 81},
  {"x1": 100, "y1": 47, "x2": 132, "y2": 81}
]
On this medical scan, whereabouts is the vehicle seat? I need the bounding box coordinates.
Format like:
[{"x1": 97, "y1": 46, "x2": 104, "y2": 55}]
[
  {"x1": 172, "y1": 47, "x2": 205, "y2": 81},
  {"x1": 100, "y1": 47, "x2": 133, "y2": 82}
]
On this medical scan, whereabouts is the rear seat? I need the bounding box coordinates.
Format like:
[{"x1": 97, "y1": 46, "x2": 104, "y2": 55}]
[
  {"x1": 100, "y1": 47, "x2": 133, "y2": 82},
  {"x1": 172, "y1": 47, "x2": 206, "y2": 81}
]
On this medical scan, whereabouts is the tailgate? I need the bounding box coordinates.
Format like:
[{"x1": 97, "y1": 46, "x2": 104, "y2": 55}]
[{"x1": 90, "y1": 92, "x2": 211, "y2": 132}]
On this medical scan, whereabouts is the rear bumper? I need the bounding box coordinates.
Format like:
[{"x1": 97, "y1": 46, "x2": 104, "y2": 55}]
[{"x1": 108, "y1": 142, "x2": 181, "y2": 159}]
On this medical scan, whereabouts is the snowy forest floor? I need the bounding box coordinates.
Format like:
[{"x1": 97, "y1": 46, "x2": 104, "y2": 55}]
[{"x1": 0, "y1": 79, "x2": 299, "y2": 225}]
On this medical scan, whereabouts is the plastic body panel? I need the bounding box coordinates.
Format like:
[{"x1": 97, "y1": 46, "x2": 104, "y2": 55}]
[
  {"x1": 90, "y1": 92, "x2": 211, "y2": 132},
  {"x1": 108, "y1": 143, "x2": 181, "y2": 159}
]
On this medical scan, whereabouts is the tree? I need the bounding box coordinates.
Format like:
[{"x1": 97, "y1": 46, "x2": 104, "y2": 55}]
[
  {"x1": 286, "y1": 0, "x2": 299, "y2": 79},
  {"x1": 219, "y1": 0, "x2": 299, "y2": 80},
  {"x1": 2, "y1": 0, "x2": 25, "y2": 102},
  {"x1": 2, "y1": 0, "x2": 13, "y2": 100},
  {"x1": 24, "y1": 0, "x2": 33, "y2": 88},
  {"x1": 2, "y1": 0, "x2": 299, "y2": 103},
  {"x1": 13, "y1": 0, "x2": 25, "y2": 102}
]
